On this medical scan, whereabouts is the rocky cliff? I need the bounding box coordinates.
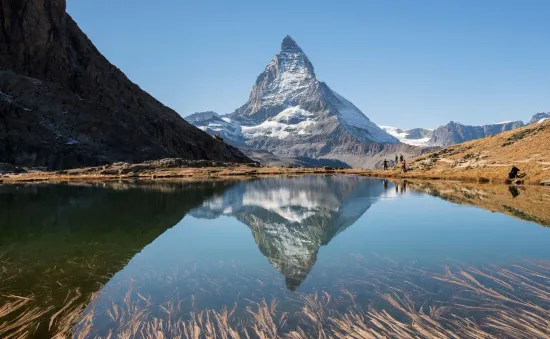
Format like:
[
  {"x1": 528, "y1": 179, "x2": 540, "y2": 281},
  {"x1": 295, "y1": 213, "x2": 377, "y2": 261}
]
[{"x1": 0, "y1": 0, "x2": 250, "y2": 169}]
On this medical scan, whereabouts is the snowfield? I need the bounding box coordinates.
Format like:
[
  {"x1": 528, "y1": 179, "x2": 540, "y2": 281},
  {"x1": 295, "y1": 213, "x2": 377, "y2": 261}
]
[
  {"x1": 241, "y1": 106, "x2": 317, "y2": 140},
  {"x1": 379, "y1": 125, "x2": 432, "y2": 146}
]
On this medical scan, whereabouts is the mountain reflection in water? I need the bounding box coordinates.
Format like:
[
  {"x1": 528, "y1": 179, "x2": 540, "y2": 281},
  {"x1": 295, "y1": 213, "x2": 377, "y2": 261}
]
[{"x1": 189, "y1": 176, "x2": 391, "y2": 290}]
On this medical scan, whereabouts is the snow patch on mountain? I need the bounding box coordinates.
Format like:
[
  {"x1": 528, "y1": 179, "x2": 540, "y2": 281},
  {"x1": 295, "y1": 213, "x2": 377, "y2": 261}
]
[
  {"x1": 241, "y1": 106, "x2": 317, "y2": 140},
  {"x1": 186, "y1": 112, "x2": 244, "y2": 141},
  {"x1": 379, "y1": 125, "x2": 432, "y2": 146}
]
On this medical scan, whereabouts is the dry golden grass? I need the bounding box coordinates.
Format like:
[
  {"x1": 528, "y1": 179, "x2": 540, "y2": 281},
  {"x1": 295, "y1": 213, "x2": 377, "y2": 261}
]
[
  {"x1": 2, "y1": 164, "x2": 356, "y2": 184},
  {"x1": 3, "y1": 259, "x2": 550, "y2": 338},
  {"x1": 0, "y1": 297, "x2": 53, "y2": 339}
]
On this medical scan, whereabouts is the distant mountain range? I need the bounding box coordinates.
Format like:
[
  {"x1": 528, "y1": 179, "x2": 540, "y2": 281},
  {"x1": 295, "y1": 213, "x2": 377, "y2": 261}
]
[
  {"x1": 0, "y1": 0, "x2": 250, "y2": 169},
  {"x1": 187, "y1": 36, "x2": 431, "y2": 168},
  {"x1": 381, "y1": 113, "x2": 548, "y2": 147}
]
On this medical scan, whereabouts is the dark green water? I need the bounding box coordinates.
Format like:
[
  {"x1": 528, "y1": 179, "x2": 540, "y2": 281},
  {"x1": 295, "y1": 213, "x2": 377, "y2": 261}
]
[{"x1": 1, "y1": 176, "x2": 550, "y2": 337}]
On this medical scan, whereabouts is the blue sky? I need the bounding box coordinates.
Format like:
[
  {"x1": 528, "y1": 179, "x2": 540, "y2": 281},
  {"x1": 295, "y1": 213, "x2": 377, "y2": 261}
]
[{"x1": 67, "y1": 0, "x2": 549, "y2": 129}]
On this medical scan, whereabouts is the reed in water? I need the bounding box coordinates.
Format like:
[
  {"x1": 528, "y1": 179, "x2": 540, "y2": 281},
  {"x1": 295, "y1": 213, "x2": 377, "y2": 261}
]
[{"x1": 2, "y1": 258, "x2": 550, "y2": 338}]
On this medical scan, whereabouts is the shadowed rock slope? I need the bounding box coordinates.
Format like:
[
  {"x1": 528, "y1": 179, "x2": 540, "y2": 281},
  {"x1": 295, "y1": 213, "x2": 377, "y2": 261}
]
[{"x1": 0, "y1": 0, "x2": 250, "y2": 169}]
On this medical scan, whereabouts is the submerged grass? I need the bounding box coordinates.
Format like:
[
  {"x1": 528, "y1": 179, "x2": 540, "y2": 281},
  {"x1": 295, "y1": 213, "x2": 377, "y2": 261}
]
[{"x1": 2, "y1": 259, "x2": 550, "y2": 338}]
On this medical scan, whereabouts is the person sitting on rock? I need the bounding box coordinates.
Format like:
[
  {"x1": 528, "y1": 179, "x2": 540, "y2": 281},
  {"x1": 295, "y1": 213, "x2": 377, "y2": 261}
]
[{"x1": 508, "y1": 165, "x2": 520, "y2": 179}]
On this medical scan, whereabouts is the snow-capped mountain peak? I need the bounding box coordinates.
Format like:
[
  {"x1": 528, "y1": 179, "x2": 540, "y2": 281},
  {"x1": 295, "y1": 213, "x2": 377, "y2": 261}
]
[{"x1": 188, "y1": 36, "x2": 404, "y2": 168}]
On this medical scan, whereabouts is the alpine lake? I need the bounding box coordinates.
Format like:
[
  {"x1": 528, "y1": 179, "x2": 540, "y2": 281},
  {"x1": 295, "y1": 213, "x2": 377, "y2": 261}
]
[{"x1": 1, "y1": 175, "x2": 550, "y2": 338}]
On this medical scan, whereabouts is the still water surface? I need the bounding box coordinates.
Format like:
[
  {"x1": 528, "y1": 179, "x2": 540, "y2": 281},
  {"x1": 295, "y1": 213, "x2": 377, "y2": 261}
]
[{"x1": 1, "y1": 176, "x2": 550, "y2": 337}]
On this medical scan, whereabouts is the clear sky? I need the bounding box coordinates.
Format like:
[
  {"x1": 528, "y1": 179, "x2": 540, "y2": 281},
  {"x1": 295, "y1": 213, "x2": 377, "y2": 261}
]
[{"x1": 67, "y1": 0, "x2": 549, "y2": 129}]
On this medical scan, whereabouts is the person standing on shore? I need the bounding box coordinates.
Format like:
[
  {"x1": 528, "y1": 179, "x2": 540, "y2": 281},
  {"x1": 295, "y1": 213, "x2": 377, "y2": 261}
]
[{"x1": 383, "y1": 159, "x2": 388, "y2": 170}]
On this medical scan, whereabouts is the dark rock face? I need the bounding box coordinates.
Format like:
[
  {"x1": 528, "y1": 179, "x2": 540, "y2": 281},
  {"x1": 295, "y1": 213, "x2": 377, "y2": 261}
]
[
  {"x1": 428, "y1": 121, "x2": 525, "y2": 147},
  {"x1": 0, "y1": 0, "x2": 250, "y2": 169}
]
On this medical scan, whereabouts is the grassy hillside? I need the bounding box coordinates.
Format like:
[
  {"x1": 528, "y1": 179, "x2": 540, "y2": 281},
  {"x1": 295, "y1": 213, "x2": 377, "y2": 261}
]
[{"x1": 402, "y1": 120, "x2": 550, "y2": 184}]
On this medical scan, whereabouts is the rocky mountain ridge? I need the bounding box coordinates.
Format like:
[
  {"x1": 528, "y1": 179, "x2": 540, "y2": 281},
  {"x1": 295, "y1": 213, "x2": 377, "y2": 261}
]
[
  {"x1": 382, "y1": 112, "x2": 548, "y2": 147},
  {"x1": 428, "y1": 120, "x2": 525, "y2": 147},
  {"x1": 0, "y1": 0, "x2": 250, "y2": 169}
]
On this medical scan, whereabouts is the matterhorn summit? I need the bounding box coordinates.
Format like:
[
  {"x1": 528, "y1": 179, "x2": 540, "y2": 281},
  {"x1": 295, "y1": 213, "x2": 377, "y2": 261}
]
[{"x1": 187, "y1": 36, "x2": 425, "y2": 168}]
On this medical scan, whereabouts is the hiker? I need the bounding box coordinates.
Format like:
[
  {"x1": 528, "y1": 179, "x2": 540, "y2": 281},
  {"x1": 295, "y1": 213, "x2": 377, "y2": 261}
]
[
  {"x1": 401, "y1": 160, "x2": 407, "y2": 173},
  {"x1": 395, "y1": 155, "x2": 399, "y2": 164},
  {"x1": 508, "y1": 165, "x2": 520, "y2": 179},
  {"x1": 399, "y1": 154, "x2": 404, "y2": 163},
  {"x1": 383, "y1": 159, "x2": 388, "y2": 170}
]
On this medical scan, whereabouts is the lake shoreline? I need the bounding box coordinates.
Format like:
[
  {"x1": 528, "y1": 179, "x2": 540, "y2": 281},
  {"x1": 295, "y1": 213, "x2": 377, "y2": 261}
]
[{"x1": 2, "y1": 162, "x2": 548, "y2": 186}]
